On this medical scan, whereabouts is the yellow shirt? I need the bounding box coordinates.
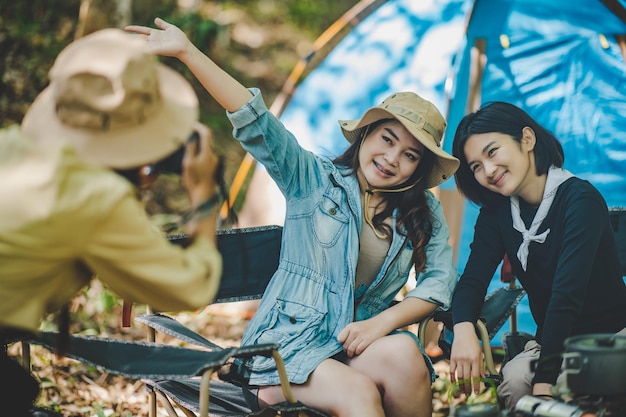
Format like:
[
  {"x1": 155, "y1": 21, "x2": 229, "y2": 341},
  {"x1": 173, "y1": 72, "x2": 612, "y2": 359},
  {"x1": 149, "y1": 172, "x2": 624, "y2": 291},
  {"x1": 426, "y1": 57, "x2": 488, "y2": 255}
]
[{"x1": 0, "y1": 126, "x2": 222, "y2": 333}]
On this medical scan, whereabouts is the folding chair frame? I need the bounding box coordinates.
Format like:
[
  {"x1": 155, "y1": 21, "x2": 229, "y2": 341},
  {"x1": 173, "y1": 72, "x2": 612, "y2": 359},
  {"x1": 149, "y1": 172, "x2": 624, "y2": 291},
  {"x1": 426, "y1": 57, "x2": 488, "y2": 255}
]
[{"x1": 25, "y1": 332, "x2": 297, "y2": 417}]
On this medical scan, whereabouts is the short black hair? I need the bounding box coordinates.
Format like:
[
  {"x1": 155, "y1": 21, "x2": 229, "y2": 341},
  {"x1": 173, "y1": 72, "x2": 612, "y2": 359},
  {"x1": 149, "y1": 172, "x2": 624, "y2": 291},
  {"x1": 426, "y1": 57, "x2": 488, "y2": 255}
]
[{"x1": 451, "y1": 101, "x2": 564, "y2": 207}]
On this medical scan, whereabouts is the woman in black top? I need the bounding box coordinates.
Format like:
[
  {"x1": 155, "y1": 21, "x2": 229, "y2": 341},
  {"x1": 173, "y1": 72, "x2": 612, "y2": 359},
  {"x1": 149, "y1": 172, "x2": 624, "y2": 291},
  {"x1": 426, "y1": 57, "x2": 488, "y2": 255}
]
[{"x1": 448, "y1": 101, "x2": 626, "y2": 409}]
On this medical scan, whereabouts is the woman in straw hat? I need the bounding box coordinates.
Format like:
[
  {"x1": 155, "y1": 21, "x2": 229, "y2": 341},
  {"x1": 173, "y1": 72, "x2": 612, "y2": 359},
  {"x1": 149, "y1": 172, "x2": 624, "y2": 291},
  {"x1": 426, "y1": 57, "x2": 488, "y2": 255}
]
[
  {"x1": 448, "y1": 102, "x2": 626, "y2": 410},
  {"x1": 126, "y1": 18, "x2": 460, "y2": 417},
  {"x1": 1, "y1": 29, "x2": 226, "y2": 416}
]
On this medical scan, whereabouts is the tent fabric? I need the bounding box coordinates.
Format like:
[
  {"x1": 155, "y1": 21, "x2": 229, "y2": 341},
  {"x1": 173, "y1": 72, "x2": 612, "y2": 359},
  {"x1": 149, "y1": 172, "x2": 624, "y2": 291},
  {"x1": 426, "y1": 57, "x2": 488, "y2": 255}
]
[
  {"x1": 246, "y1": 0, "x2": 626, "y2": 338},
  {"x1": 450, "y1": 0, "x2": 626, "y2": 207}
]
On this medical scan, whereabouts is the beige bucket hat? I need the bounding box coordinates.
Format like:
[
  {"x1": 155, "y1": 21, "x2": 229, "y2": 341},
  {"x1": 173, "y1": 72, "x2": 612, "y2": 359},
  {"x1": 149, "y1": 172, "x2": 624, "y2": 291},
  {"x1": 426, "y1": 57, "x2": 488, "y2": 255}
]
[
  {"x1": 22, "y1": 28, "x2": 198, "y2": 169},
  {"x1": 339, "y1": 92, "x2": 459, "y2": 189}
]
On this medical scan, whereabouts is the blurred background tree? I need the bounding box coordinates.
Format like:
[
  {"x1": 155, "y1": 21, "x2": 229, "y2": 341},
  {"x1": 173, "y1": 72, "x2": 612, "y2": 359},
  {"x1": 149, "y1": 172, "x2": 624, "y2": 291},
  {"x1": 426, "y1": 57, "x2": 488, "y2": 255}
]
[{"x1": 0, "y1": 0, "x2": 357, "y2": 204}]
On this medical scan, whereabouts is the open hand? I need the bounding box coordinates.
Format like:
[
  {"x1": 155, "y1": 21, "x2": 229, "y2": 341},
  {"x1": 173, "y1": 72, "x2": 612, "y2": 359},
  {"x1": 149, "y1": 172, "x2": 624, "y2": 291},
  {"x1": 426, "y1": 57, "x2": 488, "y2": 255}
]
[
  {"x1": 125, "y1": 17, "x2": 190, "y2": 58},
  {"x1": 450, "y1": 322, "x2": 485, "y2": 396}
]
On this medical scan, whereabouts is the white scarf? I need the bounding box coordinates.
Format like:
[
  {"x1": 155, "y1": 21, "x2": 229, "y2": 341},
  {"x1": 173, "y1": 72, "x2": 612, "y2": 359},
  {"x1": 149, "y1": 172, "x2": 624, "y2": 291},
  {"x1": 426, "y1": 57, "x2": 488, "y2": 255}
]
[{"x1": 511, "y1": 165, "x2": 574, "y2": 270}]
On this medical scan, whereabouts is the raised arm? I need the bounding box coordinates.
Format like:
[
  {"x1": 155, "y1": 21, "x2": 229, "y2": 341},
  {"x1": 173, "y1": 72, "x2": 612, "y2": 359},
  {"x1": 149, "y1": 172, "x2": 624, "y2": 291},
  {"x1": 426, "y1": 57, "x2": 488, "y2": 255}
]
[{"x1": 125, "y1": 17, "x2": 252, "y2": 112}]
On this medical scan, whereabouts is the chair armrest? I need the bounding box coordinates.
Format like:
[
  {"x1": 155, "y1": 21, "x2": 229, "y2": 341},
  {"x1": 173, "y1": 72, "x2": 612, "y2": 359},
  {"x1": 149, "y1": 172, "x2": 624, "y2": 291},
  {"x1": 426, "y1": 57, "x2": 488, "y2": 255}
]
[
  {"x1": 418, "y1": 314, "x2": 498, "y2": 376},
  {"x1": 233, "y1": 343, "x2": 281, "y2": 359},
  {"x1": 135, "y1": 313, "x2": 222, "y2": 350},
  {"x1": 29, "y1": 331, "x2": 237, "y2": 380}
]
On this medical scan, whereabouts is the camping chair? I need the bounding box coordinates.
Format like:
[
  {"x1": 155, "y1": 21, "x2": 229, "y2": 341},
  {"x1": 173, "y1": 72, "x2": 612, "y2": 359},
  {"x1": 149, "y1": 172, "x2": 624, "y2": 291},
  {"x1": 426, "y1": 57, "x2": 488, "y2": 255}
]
[
  {"x1": 24, "y1": 225, "x2": 328, "y2": 417},
  {"x1": 27, "y1": 331, "x2": 320, "y2": 417},
  {"x1": 417, "y1": 254, "x2": 527, "y2": 381},
  {"x1": 131, "y1": 225, "x2": 331, "y2": 417}
]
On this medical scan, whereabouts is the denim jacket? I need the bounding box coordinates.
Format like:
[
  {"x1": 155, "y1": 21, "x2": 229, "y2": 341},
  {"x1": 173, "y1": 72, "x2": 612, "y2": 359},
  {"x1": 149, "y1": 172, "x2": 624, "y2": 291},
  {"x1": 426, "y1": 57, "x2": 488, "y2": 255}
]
[{"x1": 228, "y1": 89, "x2": 458, "y2": 386}]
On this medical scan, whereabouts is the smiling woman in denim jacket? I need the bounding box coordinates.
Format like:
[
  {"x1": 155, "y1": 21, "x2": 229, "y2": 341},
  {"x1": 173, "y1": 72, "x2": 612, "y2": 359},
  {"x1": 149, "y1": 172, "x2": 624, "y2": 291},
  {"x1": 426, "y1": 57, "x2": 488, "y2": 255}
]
[{"x1": 127, "y1": 18, "x2": 460, "y2": 417}]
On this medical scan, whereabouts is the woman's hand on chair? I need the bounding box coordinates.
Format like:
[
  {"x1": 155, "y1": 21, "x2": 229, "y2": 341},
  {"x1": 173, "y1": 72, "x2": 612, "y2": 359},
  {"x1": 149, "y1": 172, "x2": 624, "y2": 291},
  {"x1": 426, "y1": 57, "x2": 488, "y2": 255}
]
[{"x1": 450, "y1": 322, "x2": 485, "y2": 396}]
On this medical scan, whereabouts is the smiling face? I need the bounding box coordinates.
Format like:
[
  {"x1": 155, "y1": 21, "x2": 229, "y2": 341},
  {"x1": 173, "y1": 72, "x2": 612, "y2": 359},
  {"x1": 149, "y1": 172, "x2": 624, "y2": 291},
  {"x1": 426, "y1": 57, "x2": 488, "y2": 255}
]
[
  {"x1": 463, "y1": 127, "x2": 544, "y2": 202},
  {"x1": 357, "y1": 119, "x2": 424, "y2": 190}
]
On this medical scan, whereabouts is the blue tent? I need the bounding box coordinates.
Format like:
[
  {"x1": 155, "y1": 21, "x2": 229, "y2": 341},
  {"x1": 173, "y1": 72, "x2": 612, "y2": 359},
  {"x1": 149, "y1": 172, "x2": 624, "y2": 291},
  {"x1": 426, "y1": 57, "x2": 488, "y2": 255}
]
[{"x1": 237, "y1": 0, "x2": 626, "y2": 343}]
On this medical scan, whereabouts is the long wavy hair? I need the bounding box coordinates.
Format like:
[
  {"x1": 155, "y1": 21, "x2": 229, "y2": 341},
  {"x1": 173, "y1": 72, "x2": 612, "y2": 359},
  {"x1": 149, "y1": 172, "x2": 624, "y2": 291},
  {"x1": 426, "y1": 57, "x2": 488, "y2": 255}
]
[
  {"x1": 452, "y1": 101, "x2": 564, "y2": 208},
  {"x1": 333, "y1": 119, "x2": 435, "y2": 272}
]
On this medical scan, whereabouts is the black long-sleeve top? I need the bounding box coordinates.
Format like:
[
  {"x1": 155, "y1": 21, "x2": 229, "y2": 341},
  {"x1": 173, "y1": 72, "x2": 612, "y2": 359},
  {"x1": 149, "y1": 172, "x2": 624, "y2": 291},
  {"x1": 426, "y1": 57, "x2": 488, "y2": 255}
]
[{"x1": 452, "y1": 177, "x2": 626, "y2": 384}]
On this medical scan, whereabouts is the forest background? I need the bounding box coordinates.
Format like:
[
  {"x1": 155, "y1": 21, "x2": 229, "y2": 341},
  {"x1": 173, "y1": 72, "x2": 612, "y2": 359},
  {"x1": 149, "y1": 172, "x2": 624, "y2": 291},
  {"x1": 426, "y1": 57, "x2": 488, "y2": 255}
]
[
  {"x1": 1, "y1": 0, "x2": 358, "y2": 216},
  {"x1": 1, "y1": 1, "x2": 474, "y2": 415}
]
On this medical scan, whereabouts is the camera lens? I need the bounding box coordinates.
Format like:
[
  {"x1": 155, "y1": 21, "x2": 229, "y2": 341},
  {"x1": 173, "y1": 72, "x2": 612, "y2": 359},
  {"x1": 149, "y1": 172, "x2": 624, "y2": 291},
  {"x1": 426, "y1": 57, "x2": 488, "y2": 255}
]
[
  {"x1": 153, "y1": 145, "x2": 185, "y2": 175},
  {"x1": 152, "y1": 130, "x2": 199, "y2": 175}
]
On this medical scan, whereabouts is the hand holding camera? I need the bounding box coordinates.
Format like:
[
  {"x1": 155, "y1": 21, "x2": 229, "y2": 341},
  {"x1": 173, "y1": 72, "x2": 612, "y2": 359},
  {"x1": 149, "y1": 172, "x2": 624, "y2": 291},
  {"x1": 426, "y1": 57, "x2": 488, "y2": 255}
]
[
  {"x1": 150, "y1": 124, "x2": 220, "y2": 206},
  {"x1": 180, "y1": 123, "x2": 220, "y2": 208}
]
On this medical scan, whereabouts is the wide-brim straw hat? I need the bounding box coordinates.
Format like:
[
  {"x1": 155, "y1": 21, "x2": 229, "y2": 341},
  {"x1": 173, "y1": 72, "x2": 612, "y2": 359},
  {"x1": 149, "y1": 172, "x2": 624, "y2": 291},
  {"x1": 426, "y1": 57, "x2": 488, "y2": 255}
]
[
  {"x1": 22, "y1": 28, "x2": 198, "y2": 169},
  {"x1": 339, "y1": 92, "x2": 459, "y2": 189}
]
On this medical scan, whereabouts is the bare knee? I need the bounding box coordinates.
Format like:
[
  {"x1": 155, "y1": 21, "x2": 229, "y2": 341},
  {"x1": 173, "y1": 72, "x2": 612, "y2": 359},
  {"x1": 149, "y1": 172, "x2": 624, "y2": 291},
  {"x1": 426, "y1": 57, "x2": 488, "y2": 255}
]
[
  {"x1": 383, "y1": 337, "x2": 431, "y2": 385},
  {"x1": 333, "y1": 373, "x2": 382, "y2": 416},
  {"x1": 385, "y1": 339, "x2": 433, "y2": 415},
  {"x1": 283, "y1": 366, "x2": 385, "y2": 417}
]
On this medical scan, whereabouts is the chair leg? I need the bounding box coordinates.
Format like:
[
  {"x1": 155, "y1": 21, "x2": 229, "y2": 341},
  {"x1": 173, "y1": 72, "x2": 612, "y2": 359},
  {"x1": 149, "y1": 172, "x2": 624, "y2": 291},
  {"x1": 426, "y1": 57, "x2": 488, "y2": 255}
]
[
  {"x1": 155, "y1": 390, "x2": 194, "y2": 417},
  {"x1": 21, "y1": 341, "x2": 31, "y2": 370},
  {"x1": 509, "y1": 278, "x2": 519, "y2": 334},
  {"x1": 145, "y1": 306, "x2": 158, "y2": 417},
  {"x1": 199, "y1": 369, "x2": 212, "y2": 417},
  {"x1": 273, "y1": 350, "x2": 298, "y2": 404},
  {"x1": 148, "y1": 385, "x2": 157, "y2": 417},
  {"x1": 475, "y1": 321, "x2": 497, "y2": 375},
  {"x1": 417, "y1": 317, "x2": 430, "y2": 347}
]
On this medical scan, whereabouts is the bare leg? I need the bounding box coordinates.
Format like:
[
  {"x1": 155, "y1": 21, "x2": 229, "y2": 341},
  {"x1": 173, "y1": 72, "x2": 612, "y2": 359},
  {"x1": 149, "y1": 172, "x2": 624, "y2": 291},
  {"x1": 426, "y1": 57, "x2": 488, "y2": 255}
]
[
  {"x1": 258, "y1": 334, "x2": 432, "y2": 417},
  {"x1": 257, "y1": 358, "x2": 385, "y2": 417},
  {"x1": 347, "y1": 334, "x2": 432, "y2": 417}
]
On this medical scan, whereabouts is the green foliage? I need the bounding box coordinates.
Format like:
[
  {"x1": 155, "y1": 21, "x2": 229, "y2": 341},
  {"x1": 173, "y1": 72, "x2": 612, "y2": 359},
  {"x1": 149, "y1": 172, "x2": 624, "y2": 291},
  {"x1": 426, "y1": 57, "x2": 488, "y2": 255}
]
[
  {"x1": 287, "y1": 0, "x2": 358, "y2": 35},
  {"x1": 176, "y1": 11, "x2": 220, "y2": 46},
  {"x1": 0, "y1": 0, "x2": 81, "y2": 30},
  {"x1": 39, "y1": 378, "x2": 59, "y2": 390},
  {"x1": 219, "y1": 0, "x2": 357, "y2": 37},
  {"x1": 0, "y1": 0, "x2": 80, "y2": 125},
  {"x1": 129, "y1": 0, "x2": 179, "y2": 26},
  {"x1": 94, "y1": 404, "x2": 108, "y2": 417}
]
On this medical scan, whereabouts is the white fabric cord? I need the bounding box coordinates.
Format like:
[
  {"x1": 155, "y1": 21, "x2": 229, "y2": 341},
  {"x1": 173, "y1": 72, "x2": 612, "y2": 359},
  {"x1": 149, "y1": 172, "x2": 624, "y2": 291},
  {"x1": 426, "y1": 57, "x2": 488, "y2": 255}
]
[{"x1": 511, "y1": 165, "x2": 574, "y2": 270}]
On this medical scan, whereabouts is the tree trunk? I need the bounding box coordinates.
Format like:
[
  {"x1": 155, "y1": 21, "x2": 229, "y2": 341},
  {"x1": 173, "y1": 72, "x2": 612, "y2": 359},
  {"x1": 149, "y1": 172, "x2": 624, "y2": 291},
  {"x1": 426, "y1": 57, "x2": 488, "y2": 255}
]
[{"x1": 75, "y1": 0, "x2": 133, "y2": 40}]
